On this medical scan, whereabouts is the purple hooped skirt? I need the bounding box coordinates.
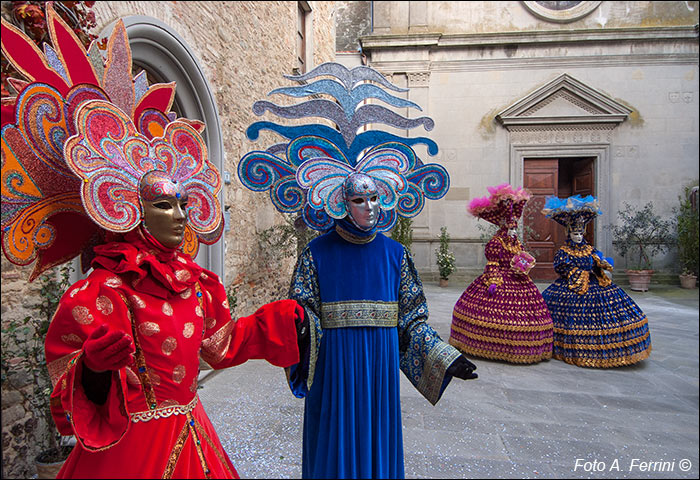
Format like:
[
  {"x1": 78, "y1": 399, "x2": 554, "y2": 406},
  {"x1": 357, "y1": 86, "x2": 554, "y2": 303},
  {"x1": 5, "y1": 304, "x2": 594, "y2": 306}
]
[{"x1": 449, "y1": 272, "x2": 553, "y2": 364}]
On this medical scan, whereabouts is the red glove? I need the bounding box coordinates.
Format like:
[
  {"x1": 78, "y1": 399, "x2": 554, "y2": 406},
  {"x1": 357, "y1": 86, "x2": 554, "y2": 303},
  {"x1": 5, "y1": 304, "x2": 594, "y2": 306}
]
[{"x1": 83, "y1": 324, "x2": 135, "y2": 373}]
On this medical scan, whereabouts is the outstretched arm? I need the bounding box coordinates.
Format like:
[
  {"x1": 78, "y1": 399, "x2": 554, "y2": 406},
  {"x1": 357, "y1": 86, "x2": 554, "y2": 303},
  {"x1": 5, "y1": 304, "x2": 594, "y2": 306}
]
[
  {"x1": 198, "y1": 269, "x2": 302, "y2": 370},
  {"x1": 397, "y1": 248, "x2": 464, "y2": 405}
]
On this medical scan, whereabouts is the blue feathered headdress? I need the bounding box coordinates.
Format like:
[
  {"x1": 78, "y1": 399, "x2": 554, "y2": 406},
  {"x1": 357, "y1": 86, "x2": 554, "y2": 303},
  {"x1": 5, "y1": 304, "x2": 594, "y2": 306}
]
[
  {"x1": 541, "y1": 195, "x2": 602, "y2": 228},
  {"x1": 236, "y1": 62, "x2": 450, "y2": 232}
]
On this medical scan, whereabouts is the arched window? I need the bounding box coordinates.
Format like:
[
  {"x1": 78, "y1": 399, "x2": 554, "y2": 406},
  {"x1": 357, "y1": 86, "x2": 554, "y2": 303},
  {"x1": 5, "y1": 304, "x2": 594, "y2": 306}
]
[{"x1": 98, "y1": 16, "x2": 225, "y2": 280}]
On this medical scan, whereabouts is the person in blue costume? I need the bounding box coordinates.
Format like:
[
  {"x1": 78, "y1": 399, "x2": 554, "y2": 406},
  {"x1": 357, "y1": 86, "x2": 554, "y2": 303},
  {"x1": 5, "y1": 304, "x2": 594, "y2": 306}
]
[
  {"x1": 236, "y1": 62, "x2": 478, "y2": 479},
  {"x1": 287, "y1": 171, "x2": 477, "y2": 479},
  {"x1": 540, "y1": 195, "x2": 652, "y2": 368}
]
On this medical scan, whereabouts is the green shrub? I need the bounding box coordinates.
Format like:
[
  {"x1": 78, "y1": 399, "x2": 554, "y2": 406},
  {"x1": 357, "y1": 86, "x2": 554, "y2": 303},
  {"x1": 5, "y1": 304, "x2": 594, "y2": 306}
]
[
  {"x1": 675, "y1": 181, "x2": 699, "y2": 276},
  {"x1": 608, "y1": 202, "x2": 674, "y2": 270},
  {"x1": 435, "y1": 226, "x2": 456, "y2": 280}
]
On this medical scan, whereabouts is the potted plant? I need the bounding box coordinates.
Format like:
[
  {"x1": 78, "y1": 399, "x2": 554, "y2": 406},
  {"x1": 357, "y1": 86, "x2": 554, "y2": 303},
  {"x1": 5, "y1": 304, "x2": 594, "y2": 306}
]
[
  {"x1": 435, "y1": 226, "x2": 456, "y2": 287},
  {"x1": 608, "y1": 202, "x2": 675, "y2": 292},
  {"x1": 1, "y1": 264, "x2": 75, "y2": 478},
  {"x1": 675, "y1": 181, "x2": 699, "y2": 288}
]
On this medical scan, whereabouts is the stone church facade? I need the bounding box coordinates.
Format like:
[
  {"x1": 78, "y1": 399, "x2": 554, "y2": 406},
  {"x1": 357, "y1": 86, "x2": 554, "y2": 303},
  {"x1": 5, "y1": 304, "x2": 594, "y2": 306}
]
[{"x1": 338, "y1": 1, "x2": 699, "y2": 283}]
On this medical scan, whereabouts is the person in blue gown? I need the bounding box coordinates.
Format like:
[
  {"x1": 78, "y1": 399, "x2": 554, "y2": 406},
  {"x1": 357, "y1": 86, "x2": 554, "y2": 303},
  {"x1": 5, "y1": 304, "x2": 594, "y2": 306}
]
[
  {"x1": 286, "y1": 172, "x2": 478, "y2": 479},
  {"x1": 235, "y1": 62, "x2": 479, "y2": 479},
  {"x1": 540, "y1": 195, "x2": 652, "y2": 368}
]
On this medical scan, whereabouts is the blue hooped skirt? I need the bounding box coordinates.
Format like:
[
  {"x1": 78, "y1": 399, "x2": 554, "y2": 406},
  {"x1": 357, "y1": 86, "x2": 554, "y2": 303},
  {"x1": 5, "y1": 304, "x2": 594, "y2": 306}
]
[{"x1": 542, "y1": 279, "x2": 651, "y2": 367}]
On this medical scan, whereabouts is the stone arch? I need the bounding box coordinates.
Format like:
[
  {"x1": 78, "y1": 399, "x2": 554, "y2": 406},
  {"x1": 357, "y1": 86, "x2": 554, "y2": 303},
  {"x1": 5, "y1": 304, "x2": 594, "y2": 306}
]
[{"x1": 98, "y1": 15, "x2": 225, "y2": 279}]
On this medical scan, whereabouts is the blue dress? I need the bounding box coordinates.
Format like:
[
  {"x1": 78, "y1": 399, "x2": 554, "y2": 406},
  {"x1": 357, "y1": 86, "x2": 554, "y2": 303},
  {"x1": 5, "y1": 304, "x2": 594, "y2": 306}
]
[
  {"x1": 287, "y1": 221, "x2": 462, "y2": 478},
  {"x1": 541, "y1": 240, "x2": 652, "y2": 368}
]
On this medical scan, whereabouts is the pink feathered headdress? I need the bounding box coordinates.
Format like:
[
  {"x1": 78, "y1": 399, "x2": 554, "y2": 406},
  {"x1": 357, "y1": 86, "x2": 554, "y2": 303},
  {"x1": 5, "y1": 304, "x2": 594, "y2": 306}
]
[{"x1": 467, "y1": 183, "x2": 531, "y2": 227}]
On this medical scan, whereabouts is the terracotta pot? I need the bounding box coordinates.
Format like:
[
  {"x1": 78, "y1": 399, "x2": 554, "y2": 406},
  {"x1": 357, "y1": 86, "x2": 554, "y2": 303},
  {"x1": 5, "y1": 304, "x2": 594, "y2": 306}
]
[
  {"x1": 439, "y1": 278, "x2": 449, "y2": 287},
  {"x1": 35, "y1": 446, "x2": 72, "y2": 479},
  {"x1": 36, "y1": 458, "x2": 66, "y2": 479},
  {"x1": 679, "y1": 274, "x2": 697, "y2": 289},
  {"x1": 625, "y1": 269, "x2": 654, "y2": 292}
]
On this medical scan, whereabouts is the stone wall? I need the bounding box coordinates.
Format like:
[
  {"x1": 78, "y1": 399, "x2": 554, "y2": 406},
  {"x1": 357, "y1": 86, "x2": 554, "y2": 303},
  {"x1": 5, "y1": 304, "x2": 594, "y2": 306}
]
[{"x1": 1, "y1": 2, "x2": 336, "y2": 477}]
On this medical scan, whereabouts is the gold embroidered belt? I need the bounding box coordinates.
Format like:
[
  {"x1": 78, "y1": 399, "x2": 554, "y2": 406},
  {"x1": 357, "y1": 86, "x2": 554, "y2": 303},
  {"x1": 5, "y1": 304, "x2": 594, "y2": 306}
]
[
  {"x1": 130, "y1": 396, "x2": 198, "y2": 423},
  {"x1": 321, "y1": 301, "x2": 399, "y2": 329}
]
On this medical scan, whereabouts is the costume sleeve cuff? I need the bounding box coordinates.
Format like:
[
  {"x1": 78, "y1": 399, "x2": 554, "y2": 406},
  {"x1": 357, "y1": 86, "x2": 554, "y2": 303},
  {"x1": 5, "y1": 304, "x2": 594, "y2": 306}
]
[{"x1": 65, "y1": 355, "x2": 130, "y2": 451}]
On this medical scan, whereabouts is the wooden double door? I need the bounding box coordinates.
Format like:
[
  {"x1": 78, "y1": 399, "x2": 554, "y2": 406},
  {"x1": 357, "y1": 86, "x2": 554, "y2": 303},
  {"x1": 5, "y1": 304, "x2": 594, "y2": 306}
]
[{"x1": 522, "y1": 158, "x2": 595, "y2": 281}]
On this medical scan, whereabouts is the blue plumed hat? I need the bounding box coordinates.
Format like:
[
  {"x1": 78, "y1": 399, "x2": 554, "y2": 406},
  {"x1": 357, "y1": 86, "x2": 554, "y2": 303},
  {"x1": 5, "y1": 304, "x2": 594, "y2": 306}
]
[
  {"x1": 541, "y1": 195, "x2": 602, "y2": 229},
  {"x1": 236, "y1": 62, "x2": 450, "y2": 232}
]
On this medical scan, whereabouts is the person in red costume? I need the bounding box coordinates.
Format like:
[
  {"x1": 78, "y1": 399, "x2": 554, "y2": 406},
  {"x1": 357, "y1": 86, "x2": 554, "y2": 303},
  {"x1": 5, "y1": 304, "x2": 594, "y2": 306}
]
[
  {"x1": 1, "y1": 11, "x2": 307, "y2": 476},
  {"x1": 44, "y1": 168, "x2": 305, "y2": 478}
]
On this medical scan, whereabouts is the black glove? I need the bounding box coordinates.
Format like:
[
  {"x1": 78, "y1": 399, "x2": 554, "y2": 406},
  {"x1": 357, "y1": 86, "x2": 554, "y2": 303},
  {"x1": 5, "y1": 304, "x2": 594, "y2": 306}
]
[
  {"x1": 447, "y1": 355, "x2": 478, "y2": 380},
  {"x1": 295, "y1": 308, "x2": 310, "y2": 357}
]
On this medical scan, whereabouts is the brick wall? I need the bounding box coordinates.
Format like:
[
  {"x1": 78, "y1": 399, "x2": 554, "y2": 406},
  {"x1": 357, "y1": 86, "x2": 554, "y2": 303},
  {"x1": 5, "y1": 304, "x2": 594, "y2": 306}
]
[{"x1": 1, "y1": 2, "x2": 336, "y2": 477}]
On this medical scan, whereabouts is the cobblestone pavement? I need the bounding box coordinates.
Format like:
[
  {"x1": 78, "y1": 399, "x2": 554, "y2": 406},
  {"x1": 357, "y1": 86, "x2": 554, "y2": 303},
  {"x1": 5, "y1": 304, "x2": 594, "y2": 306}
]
[{"x1": 198, "y1": 282, "x2": 699, "y2": 479}]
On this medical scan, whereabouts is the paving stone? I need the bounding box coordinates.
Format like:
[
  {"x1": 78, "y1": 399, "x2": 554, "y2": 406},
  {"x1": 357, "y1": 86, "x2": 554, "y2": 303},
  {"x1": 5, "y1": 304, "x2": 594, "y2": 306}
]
[{"x1": 198, "y1": 282, "x2": 699, "y2": 478}]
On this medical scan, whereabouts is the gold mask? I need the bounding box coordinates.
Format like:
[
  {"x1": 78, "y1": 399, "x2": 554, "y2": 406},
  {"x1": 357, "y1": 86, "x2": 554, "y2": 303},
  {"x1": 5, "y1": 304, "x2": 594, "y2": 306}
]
[{"x1": 139, "y1": 171, "x2": 189, "y2": 248}]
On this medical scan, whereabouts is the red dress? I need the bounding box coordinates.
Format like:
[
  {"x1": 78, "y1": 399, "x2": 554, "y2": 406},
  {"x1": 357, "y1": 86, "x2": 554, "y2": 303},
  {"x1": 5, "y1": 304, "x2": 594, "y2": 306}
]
[{"x1": 45, "y1": 228, "x2": 300, "y2": 478}]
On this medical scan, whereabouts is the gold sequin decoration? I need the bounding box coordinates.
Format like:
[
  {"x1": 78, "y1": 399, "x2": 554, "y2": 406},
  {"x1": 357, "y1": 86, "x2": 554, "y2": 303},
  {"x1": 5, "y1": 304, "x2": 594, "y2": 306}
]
[
  {"x1": 205, "y1": 317, "x2": 216, "y2": 329},
  {"x1": 201, "y1": 320, "x2": 234, "y2": 365},
  {"x1": 138, "y1": 322, "x2": 160, "y2": 336},
  {"x1": 195, "y1": 417, "x2": 236, "y2": 478},
  {"x1": 71, "y1": 306, "x2": 94, "y2": 325},
  {"x1": 129, "y1": 294, "x2": 146, "y2": 309},
  {"x1": 162, "y1": 336, "x2": 177, "y2": 356},
  {"x1": 159, "y1": 399, "x2": 179, "y2": 408},
  {"x1": 553, "y1": 344, "x2": 651, "y2": 368},
  {"x1": 177, "y1": 255, "x2": 188, "y2": 264},
  {"x1": 498, "y1": 236, "x2": 522, "y2": 254},
  {"x1": 125, "y1": 367, "x2": 141, "y2": 385},
  {"x1": 173, "y1": 365, "x2": 186, "y2": 384},
  {"x1": 222, "y1": 298, "x2": 229, "y2": 309},
  {"x1": 162, "y1": 420, "x2": 189, "y2": 478},
  {"x1": 562, "y1": 244, "x2": 593, "y2": 257},
  {"x1": 104, "y1": 276, "x2": 122, "y2": 288},
  {"x1": 162, "y1": 302, "x2": 174, "y2": 316},
  {"x1": 183, "y1": 323, "x2": 195, "y2": 338},
  {"x1": 187, "y1": 414, "x2": 211, "y2": 478},
  {"x1": 47, "y1": 350, "x2": 81, "y2": 387},
  {"x1": 175, "y1": 269, "x2": 191, "y2": 282},
  {"x1": 119, "y1": 292, "x2": 158, "y2": 409},
  {"x1": 95, "y1": 295, "x2": 114, "y2": 315},
  {"x1": 60, "y1": 333, "x2": 83, "y2": 347},
  {"x1": 180, "y1": 289, "x2": 192, "y2": 300},
  {"x1": 148, "y1": 367, "x2": 161, "y2": 386},
  {"x1": 189, "y1": 376, "x2": 198, "y2": 393},
  {"x1": 196, "y1": 306, "x2": 204, "y2": 318}
]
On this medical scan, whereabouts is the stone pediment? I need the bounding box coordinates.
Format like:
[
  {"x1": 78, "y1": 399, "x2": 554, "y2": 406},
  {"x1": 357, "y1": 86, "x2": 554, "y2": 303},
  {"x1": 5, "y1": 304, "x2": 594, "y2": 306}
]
[{"x1": 496, "y1": 73, "x2": 631, "y2": 127}]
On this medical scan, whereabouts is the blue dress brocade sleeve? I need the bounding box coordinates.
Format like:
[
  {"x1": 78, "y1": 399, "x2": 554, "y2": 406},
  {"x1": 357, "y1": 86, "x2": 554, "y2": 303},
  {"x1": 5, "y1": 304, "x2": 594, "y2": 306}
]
[
  {"x1": 286, "y1": 247, "x2": 322, "y2": 397},
  {"x1": 397, "y1": 248, "x2": 462, "y2": 405},
  {"x1": 553, "y1": 248, "x2": 590, "y2": 295}
]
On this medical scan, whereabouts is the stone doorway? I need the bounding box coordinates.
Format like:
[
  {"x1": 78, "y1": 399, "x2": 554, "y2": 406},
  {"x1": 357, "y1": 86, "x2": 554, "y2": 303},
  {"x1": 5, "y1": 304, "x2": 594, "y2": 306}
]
[{"x1": 522, "y1": 157, "x2": 595, "y2": 281}]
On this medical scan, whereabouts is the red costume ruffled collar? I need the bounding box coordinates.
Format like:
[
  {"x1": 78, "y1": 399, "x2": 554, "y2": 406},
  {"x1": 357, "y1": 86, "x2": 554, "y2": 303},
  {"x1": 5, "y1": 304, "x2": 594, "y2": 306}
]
[{"x1": 92, "y1": 227, "x2": 203, "y2": 299}]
